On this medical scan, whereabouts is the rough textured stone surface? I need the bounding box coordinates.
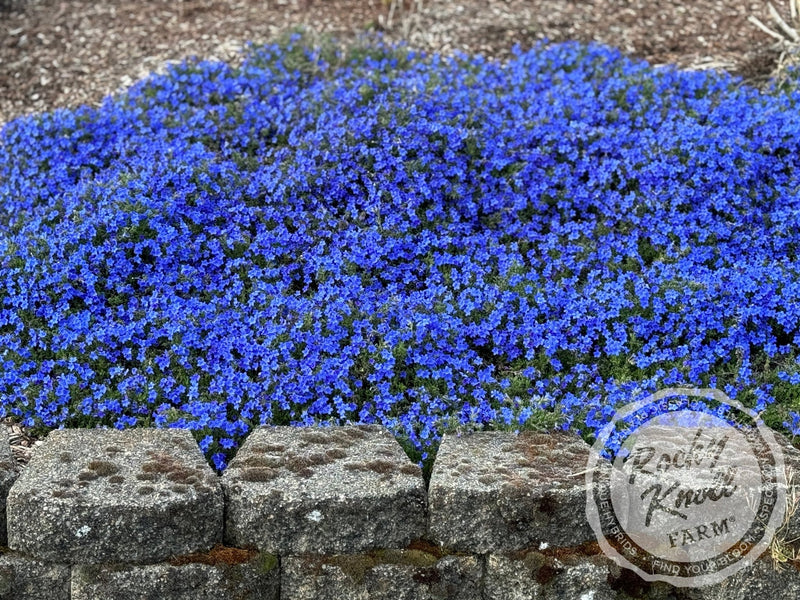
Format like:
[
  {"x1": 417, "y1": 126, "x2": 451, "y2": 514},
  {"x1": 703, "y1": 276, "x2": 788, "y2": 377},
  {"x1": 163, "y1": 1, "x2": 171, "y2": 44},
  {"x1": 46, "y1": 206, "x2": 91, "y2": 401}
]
[
  {"x1": 0, "y1": 550, "x2": 70, "y2": 600},
  {"x1": 485, "y1": 548, "x2": 679, "y2": 600},
  {"x1": 429, "y1": 431, "x2": 594, "y2": 553},
  {"x1": 772, "y1": 432, "x2": 800, "y2": 548},
  {"x1": 7, "y1": 428, "x2": 223, "y2": 564},
  {"x1": 680, "y1": 557, "x2": 800, "y2": 600},
  {"x1": 484, "y1": 552, "x2": 544, "y2": 600},
  {"x1": 486, "y1": 547, "x2": 800, "y2": 600},
  {"x1": 70, "y1": 548, "x2": 279, "y2": 600},
  {"x1": 281, "y1": 547, "x2": 482, "y2": 600},
  {"x1": 0, "y1": 428, "x2": 19, "y2": 545},
  {"x1": 222, "y1": 425, "x2": 426, "y2": 554}
]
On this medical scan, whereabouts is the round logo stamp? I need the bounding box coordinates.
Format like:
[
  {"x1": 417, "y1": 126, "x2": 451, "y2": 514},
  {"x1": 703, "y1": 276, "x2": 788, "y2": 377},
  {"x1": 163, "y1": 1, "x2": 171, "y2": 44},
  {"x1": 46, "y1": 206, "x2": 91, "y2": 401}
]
[{"x1": 585, "y1": 387, "x2": 787, "y2": 587}]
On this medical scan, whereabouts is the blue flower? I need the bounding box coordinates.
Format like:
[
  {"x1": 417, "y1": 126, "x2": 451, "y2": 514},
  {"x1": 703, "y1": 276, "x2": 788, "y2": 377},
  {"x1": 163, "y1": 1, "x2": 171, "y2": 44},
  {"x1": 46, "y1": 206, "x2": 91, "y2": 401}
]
[{"x1": 1, "y1": 36, "x2": 799, "y2": 471}]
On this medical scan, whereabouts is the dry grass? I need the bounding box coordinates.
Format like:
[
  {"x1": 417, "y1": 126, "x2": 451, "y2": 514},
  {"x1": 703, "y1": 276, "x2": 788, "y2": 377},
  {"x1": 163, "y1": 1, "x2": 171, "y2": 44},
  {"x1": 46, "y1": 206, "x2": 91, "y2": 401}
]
[
  {"x1": 749, "y1": 0, "x2": 800, "y2": 82},
  {"x1": 770, "y1": 465, "x2": 800, "y2": 571}
]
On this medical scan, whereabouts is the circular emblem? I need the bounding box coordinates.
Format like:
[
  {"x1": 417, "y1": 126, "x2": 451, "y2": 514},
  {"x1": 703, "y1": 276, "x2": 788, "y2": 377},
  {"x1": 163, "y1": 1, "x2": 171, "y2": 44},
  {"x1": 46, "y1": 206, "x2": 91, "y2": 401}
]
[{"x1": 585, "y1": 387, "x2": 787, "y2": 587}]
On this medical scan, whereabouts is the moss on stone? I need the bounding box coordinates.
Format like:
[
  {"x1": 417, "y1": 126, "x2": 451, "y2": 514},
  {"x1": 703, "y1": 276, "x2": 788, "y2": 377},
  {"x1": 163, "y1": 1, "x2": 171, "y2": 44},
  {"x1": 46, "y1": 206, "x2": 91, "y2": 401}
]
[
  {"x1": 344, "y1": 459, "x2": 395, "y2": 475},
  {"x1": 260, "y1": 552, "x2": 278, "y2": 573},
  {"x1": 140, "y1": 461, "x2": 172, "y2": 475},
  {"x1": 400, "y1": 464, "x2": 420, "y2": 476},
  {"x1": 88, "y1": 460, "x2": 119, "y2": 477},
  {"x1": 77, "y1": 470, "x2": 98, "y2": 481},
  {"x1": 311, "y1": 546, "x2": 443, "y2": 585},
  {"x1": 52, "y1": 489, "x2": 78, "y2": 499},
  {"x1": 299, "y1": 431, "x2": 331, "y2": 444},
  {"x1": 241, "y1": 467, "x2": 280, "y2": 482},
  {"x1": 169, "y1": 544, "x2": 259, "y2": 567},
  {"x1": 249, "y1": 443, "x2": 286, "y2": 454},
  {"x1": 235, "y1": 455, "x2": 282, "y2": 469},
  {"x1": 166, "y1": 468, "x2": 199, "y2": 484},
  {"x1": 343, "y1": 427, "x2": 368, "y2": 439}
]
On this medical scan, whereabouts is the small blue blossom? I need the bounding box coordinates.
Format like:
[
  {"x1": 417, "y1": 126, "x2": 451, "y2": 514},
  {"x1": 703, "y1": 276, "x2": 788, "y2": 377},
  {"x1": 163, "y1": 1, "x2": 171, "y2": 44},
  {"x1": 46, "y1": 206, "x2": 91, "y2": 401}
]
[{"x1": 1, "y1": 37, "x2": 799, "y2": 470}]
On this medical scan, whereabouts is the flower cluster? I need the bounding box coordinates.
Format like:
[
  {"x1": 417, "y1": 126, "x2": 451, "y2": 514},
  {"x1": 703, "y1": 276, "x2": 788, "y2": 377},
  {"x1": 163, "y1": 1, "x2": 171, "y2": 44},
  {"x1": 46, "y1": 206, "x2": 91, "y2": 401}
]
[{"x1": 2, "y1": 36, "x2": 800, "y2": 470}]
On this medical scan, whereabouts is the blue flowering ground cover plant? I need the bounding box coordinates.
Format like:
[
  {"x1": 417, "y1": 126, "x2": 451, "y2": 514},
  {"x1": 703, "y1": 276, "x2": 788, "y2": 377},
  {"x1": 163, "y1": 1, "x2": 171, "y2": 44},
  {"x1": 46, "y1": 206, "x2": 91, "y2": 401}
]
[{"x1": 2, "y1": 35, "x2": 800, "y2": 471}]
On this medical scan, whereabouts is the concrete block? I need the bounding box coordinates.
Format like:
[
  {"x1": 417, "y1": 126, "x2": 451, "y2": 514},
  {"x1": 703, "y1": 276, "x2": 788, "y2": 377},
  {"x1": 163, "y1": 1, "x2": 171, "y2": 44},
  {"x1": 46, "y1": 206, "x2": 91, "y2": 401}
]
[
  {"x1": 222, "y1": 425, "x2": 426, "y2": 554},
  {"x1": 7, "y1": 428, "x2": 223, "y2": 564},
  {"x1": 0, "y1": 550, "x2": 70, "y2": 600},
  {"x1": 70, "y1": 546, "x2": 279, "y2": 600},
  {"x1": 485, "y1": 546, "x2": 678, "y2": 600},
  {"x1": 0, "y1": 428, "x2": 19, "y2": 545},
  {"x1": 679, "y1": 557, "x2": 800, "y2": 600},
  {"x1": 429, "y1": 431, "x2": 594, "y2": 553},
  {"x1": 281, "y1": 545, "x2": 482, "y2": 600}
]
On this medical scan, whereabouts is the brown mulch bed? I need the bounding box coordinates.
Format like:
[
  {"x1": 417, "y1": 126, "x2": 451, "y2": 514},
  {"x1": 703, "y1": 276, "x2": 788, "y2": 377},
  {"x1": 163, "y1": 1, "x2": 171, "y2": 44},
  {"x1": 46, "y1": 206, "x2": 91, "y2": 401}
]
[{"x1": 0, "y1": 0, "x2": 792, "y2": 127}]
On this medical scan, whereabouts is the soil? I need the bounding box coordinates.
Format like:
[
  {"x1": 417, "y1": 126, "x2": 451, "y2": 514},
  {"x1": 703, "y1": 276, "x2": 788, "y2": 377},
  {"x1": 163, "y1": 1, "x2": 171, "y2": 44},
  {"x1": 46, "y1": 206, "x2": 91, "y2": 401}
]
[{"x1": 0, "y1": 0, "x2": 795, "y2": 127}]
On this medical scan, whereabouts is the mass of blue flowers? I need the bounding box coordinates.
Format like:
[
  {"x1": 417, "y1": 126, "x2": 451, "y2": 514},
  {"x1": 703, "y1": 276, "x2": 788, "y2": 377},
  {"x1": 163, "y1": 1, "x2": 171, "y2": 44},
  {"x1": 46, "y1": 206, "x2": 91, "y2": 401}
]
[{"x1": 2, "y1": 36, "x2": 800, "y2": 470}]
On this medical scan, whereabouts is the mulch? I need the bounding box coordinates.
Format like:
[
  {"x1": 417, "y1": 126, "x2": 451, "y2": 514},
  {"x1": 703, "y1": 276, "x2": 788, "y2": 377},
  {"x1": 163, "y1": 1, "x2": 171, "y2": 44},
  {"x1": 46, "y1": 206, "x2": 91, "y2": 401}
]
[{"x1": 0, "y1": 0, "x2": 792, "y2": 126}]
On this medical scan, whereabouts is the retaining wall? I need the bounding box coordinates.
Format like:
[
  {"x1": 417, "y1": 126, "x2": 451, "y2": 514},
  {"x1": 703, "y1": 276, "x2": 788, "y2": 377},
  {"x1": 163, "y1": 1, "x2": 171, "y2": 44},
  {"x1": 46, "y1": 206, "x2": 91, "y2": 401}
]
[{"x1": 0, "y1": 424, "x2": 797, "y2": 599}]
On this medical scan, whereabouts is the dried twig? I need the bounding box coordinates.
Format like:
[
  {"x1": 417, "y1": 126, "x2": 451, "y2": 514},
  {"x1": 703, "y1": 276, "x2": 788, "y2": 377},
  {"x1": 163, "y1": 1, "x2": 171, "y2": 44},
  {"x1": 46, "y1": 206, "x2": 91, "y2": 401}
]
[
  {"x1": 381, "y1": 0, "x2": 423, "y2": 37},
  {"x1": 749, "y1": 1, "x2": 800, "y2": 83},
  {"x1": 748, "y1": 14, "x2": 787, "y2": 42},
  {"x1": 768, "y1": 1, "x2": 800, "y2": 42},
  {"x1": 770, "y1": 466, "x2": 800, "y2": 571},
  {"x1": 749, "y1": 1, "x2": 800, "y2": 45},
  {"x1": 386, "y1": 0, "x2": 397, "y2": 30}
]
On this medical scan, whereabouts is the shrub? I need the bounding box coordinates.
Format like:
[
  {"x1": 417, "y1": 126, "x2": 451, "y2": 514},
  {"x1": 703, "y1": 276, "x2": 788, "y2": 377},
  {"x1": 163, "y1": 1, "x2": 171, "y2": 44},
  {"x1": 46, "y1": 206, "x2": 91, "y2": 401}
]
[{"x1": 2, "y1": 35, "x2": 800, "y2": 470}]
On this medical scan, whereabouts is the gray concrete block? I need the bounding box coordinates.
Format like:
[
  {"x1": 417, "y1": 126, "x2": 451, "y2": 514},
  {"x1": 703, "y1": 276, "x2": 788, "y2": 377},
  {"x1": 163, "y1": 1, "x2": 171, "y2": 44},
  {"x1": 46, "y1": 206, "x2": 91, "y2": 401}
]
[
  {"x1": 0, "y1": 428, "x2": 19, "y2": 545},
  {"x1": 772, "y1": 432, "x2": 800, "y2": 549},
  {"x1": 70, "y1": 547, "x2": 279, "y2": 600},
  {"x1": 486, "y1": 550, "x2": 800, "y2": 600},
  {"x1": 281, "y1": 547, "x2": 482, "y2": 600},
  {"x1": 0, "y1": 550, "x2": 70, "y2": 600},
  {"x1": 485, "y1": 548, "x2": 679, "y2": 600},
  {"x1": 7, "y1": 428, "x2": 223, "y2": 564},
  {"x1": 679, "y1": 557, "x2": 800, "y2": 600},
  {"x1": 222, "y1": 425, "x2": 426, "y2": 554},
  {"x1": 483, "y1": 552, "x2": 543, "y2": 600},
  {"x1": 428, "y1": 431, "x2": 594, "y2": 553}
]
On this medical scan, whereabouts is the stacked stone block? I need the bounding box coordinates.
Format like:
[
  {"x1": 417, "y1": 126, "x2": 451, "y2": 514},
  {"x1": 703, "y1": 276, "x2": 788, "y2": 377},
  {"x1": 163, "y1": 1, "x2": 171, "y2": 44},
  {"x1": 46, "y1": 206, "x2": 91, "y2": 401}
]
[
  {"x1": 0, "y1": 428, "x2": 18, "y2": 547},
  {"x1": 0, "y1": 425, "x2": 797, "y2": 599},
  {"x1": 222, "y1": 425, "x2": 427, "y2": 555},
  {"x1": 220, "y1": 425, "x2": 481, "y2": 599},
  {"x1": 3, "y1": 428, "x2": 277, "y2": 599},
  {"x1": 427, "y1": 430, "x2": 800, "y2": 600},
  {"x1": 428, "y1": 430, "x2": 595, "y2": 553}
]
